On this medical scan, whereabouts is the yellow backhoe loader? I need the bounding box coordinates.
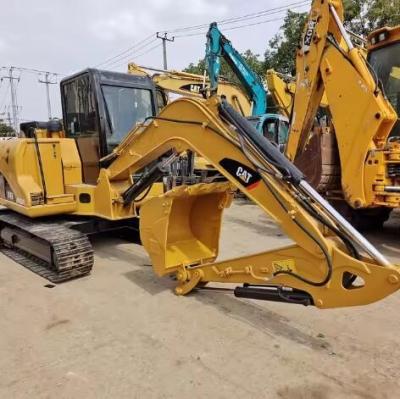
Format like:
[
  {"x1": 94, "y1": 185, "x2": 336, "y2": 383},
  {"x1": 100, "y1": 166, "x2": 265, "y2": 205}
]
[{"x1": 285, "y1": 0, "x2": 400, "y2": 230}]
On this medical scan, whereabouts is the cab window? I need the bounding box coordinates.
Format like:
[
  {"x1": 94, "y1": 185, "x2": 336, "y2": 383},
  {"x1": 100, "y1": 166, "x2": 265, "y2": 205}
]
[
  {"x1": 63, "y1": 74, "x2": 98, "y2": 138},
  {"x1": 101, "y1": 85, "x2": 153, "y2": 147}
]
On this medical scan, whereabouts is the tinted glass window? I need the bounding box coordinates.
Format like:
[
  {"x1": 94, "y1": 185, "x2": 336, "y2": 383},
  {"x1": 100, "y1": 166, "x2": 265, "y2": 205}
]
[
  {"x1": 279, "y1": 120, "x2": 289, "y2": 145},
  {"x1": 263, "y1": 119, "x2": 278, "y2": 142},
  {"x1": 156, "y1": 89, "x2": 168, "y2": 113},
  {"x1": 102, "y1": 85, "x2": 153, "y2": 146},
  {"x1": 63, "y1": 74, "x2": 98, "y2": 137},
  {"x1": 369, "y1": 43, "x2": 400, "y2": 136}
]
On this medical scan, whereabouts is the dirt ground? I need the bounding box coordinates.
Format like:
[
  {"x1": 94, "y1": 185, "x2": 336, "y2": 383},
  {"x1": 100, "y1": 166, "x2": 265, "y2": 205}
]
[{"x1": 0, "y1": 200, "x2": 399, "y2": 399}]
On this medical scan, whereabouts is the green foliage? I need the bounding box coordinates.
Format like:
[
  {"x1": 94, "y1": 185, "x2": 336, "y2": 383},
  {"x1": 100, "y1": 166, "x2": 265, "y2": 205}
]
[
  {"x1": 184, "y1": 2, "x2": 400, "y2": 79},
  {"x1": 344, "y1": 0, "x2": 400, "y2": 36},
  {"x1": 0, "y1": 120, "x2": 15, "y2": 137},
  {"x1": 264, "y1": 10, "x2": 308, "y2": 75},
  {"x1": 184, "y1": 59, "x2": 206, "y2": 75}
]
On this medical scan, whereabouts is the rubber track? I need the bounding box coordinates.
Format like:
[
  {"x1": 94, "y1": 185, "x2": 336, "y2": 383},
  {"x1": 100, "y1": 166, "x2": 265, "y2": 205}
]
[{"x1": 0, "y1": 211, "x2": 93, "y2": 283}]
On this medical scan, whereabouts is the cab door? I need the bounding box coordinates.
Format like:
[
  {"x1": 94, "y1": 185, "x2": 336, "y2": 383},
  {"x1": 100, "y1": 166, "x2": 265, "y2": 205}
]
[{"x1": 62, "y1": 73, "x2": 100, "y2": 184}]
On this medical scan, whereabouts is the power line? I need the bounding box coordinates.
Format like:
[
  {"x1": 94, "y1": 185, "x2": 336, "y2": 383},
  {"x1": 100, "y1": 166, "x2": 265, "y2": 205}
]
[
  {"x1": 94, "y1": 34, "x2": 156, "y2": 68},
  {"x1": 160, "y1": 0, "x2": 310, "y2": 35},
  {"x1": 97, "y1": 37, "x2": 158, "y2": 69},
  {"x1": 216, "y1": 0, "x2": 310, "y2": 26},
  {"x1": 110, "y1": 43, "x2": 163, "y2": 69},
  {"x1": 93, "y1": 0, "x2": 310, "y2": 70},
  {"x1": 173, "y1": 12, "x2": 304, "y2": 39},
  {"x1": 0, "y1": 66, "x2": 65, "y2": 76},
  {"x1": 135, "y1": 42, "x2": 163, "y2": 59},
  {"x1": 102, "y1": 38, "x2": 159, "y2": 69}
]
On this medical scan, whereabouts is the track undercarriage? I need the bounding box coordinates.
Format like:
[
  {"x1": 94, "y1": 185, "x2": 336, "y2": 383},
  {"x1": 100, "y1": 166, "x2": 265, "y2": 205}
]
[{"x1": 0, "y1": 210, "x2": 139, "y2": 283}]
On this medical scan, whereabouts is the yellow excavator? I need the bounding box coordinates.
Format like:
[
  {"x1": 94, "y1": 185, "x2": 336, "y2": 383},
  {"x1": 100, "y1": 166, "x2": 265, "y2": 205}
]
[
  {"x1": 266, "y1": 69, "x2": 329, "y2": 118},
  {"x1": 284, "y1": 2, "x2": 400, "y2": 230},
  {"x1": 0, "y1": 0, "x2": 399, "y2": 309},
  {"x1": 128, "y1": 62, "x2": 252, "y2": 116}
]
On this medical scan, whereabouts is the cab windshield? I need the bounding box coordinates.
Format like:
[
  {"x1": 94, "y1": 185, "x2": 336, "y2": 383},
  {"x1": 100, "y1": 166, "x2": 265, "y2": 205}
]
[
  {"x1": 102, "y1": 85, "x2": 153, "y2": 146},
  {"x1": 369, "y1": 43, "x2": 400, "y2": 135}
]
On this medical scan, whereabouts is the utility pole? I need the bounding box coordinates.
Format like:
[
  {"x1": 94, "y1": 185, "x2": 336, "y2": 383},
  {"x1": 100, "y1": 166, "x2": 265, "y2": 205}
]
[
  {"x1": 1, "y1": 67, "x2": 20, "y2": 132},
  {"x1": 156, "y1": 32, "x2": 175, "y2": 70},
  {"x1": 38, "y1": 72, "x2": 57, "y2": 119},
  {"x1": 0, "y1": 109, "x2": 12, "y2": 128},
  {"x1": 7, "y1": 110, "x2": 11, "y2": 127}
]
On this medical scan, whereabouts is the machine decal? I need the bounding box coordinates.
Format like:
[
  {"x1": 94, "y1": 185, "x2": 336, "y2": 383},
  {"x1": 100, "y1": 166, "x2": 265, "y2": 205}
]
[
  {"x1": 272, "y1": 259, "x2": 296, "y2": 273},
  {"x1": 303, "y1": 19, "x2": 317, "y2": 52},
  {"x1": 219, "y1": 158, "x2": 261, "y2": 190},
  {"x1": 180, "y1": 83, "x2": 203, "y2": 94}
]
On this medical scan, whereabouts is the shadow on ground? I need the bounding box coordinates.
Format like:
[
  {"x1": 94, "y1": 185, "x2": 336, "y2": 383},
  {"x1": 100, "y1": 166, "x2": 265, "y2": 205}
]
[
  {"x1": 193, "y1": 290, "x2": 330, "y2": 352},
  {"x1": 124, "y1": 269, "x2": 176, "y2": 295}
]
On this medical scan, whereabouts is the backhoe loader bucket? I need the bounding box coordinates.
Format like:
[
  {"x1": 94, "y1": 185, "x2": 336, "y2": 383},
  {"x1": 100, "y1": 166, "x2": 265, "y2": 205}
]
[{"x1": 139, "y1": 182, "x2": 233, "y2": 276}]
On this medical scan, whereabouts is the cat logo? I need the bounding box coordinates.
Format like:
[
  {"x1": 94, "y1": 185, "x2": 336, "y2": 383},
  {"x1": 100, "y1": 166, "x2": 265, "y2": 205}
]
[
  {"x1": 236, "y1": 166, "x2": 253, "y2": 184},
  {"x1": 180, "y1": 83, "x2": 202, "y2": 94},
  {"x1": 219, "y1": 158, "x2": 261, "y2": 189},
  {"x1": 303, "y1": 19, "x2": 317, "y2": 53}
]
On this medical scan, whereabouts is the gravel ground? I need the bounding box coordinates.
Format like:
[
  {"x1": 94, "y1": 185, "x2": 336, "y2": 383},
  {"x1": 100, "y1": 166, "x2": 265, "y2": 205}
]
[{"x1": 0, "y1": 200, "x2": 399, "y2": 399}]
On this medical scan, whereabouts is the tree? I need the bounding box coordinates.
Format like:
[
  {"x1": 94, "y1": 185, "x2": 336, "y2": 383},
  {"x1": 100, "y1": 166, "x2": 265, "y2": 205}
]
[
  {"x1": 0, "y1": 120, "x2": 15, "y2": 137},
  {"x1": 184, "y1": 1, "x2": 400, "y2": 78},
  {"x1": 344, "y1": 0, "x2": 400, "y2": 36},
  {"x1": 263, "y1": 1, "x2": 400, "y2": 74},
  {"x1": 264, "y1": 10, "x2": 308, "y2": 75}
]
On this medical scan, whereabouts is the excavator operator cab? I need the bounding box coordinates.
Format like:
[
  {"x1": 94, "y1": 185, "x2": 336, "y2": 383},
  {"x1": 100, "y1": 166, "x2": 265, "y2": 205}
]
[
  {"x1": 247, "y1": 114, "x2": 289, "y2": 150},
  {"x1": 368, "y1": 26, "x2": 400, "y2": 137},
  {"x1": 60, "y1": 69, "x2": 163, "y2": 184}
]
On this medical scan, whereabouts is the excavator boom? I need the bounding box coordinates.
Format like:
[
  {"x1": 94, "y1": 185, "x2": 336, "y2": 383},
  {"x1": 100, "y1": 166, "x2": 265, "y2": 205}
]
[
  {"x1": 127, "y1": 63, "x2": 252, "y2": 116},
  {"x1": 206, "y1": 22, "x2": 267, "y2": 115},
  {"x1": 100, "y1": 95, "x2": 399, "y2": 308}
]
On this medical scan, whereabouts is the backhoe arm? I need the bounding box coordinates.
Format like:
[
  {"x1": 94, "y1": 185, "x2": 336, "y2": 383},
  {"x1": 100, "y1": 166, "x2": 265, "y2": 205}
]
[
  {"x1": 266, "y1": 69, "x2": 328, "y2": 118},
  {"x1": 206, "y1": 23, "x2": 267, "y2": 116},
  {"x1": 285, "y1": 0, "x2": 397, "y2": 208},
  {"x1": 101, "y1": 96, "x2": 400, "y2": 308}
]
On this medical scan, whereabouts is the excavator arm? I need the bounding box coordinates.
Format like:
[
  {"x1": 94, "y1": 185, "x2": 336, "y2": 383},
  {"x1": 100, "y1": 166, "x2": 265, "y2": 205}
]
[
  {"x1": 206, "y1": 23, "x2": 267, "y2": 116},
  {"x1": 285, "y1": 0, "x2": 398, "y2": 209},
  {"x1": 128, "y1": 63, "x2": 252, "y2": 116},
  {"x1": 265, "y1": 70, "x2": 296, "y2": 118},
  {"x1": 99, "y1": 95, "x2": 400, "y2": 308},
  {"x1": 266, "y1": 69, "x2": 329, "y2": 118}
]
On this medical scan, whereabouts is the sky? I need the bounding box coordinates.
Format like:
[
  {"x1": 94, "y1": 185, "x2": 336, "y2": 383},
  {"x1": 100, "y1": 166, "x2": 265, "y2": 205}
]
[{"x1": 0, "y1": 0, "x2": 309, "y2": 123}]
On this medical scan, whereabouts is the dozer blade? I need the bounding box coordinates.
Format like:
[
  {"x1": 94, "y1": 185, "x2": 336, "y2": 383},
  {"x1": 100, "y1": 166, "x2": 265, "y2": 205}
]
[
  {"x1": 0, "y1": 211, "x2": 93, "y2": 283},
  {"x1": 139, "y1": 182, "x2": 233, "y2": 276}
]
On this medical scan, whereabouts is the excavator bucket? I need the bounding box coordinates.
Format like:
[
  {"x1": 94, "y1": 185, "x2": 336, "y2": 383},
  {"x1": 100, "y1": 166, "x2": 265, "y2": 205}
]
[
  {"x1": 139, "y1": 182, "x2": 233, "y2": 276},
  {"x1": 294, "y1": 128, "x2": 340, "y2": 193}
]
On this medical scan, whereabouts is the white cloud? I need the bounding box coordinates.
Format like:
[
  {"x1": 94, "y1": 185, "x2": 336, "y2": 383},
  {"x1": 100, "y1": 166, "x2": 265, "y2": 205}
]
[
  {"x1": 89, "y1": 0, "x2": 228, "y2": 41},
  {"x1": 89, "y1": 11, "x2": 153, "y2": 41},
  {"x1": 0, "y1": 39, "x2": 6, "y2": 53},
  {"x1": 0, "y1": 0, "x2": 287, "y2": 120}
]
